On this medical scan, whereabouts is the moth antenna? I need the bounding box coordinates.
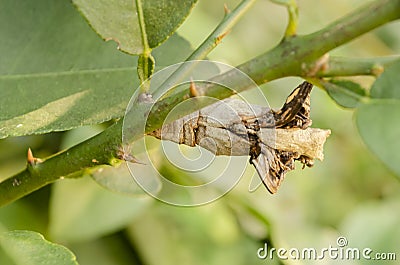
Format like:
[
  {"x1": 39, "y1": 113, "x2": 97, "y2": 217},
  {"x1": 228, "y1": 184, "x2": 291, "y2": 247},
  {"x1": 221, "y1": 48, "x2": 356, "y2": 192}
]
[{"x1": 224, "y1": 4, "x2": 231, "y2": 15}]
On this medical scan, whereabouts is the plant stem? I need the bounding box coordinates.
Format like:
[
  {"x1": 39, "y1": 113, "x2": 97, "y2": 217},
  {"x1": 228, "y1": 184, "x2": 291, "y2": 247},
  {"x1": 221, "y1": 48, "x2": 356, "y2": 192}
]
[
  {"x1": 154, "y1": 0, "x2": 257, "y2": 97},
  {"x1": 235, "y1": 0, "x2": 400, "y2": 84},
  {"x1": 271, "y1": 0, "x2": 298, "y2": 38},
  {"x1": 0, "y1": 123, "x2": 123, "y2": 206},
  {"x1": 284, "y1": 0, "x2": 298, "y2": 38},
  {"x1": 0, "y1": 0, "x2": 399, "y2": 207},
  {"x1": 187, "y1": 0, "x2": 257, "y2": 61},
  {"x1": 314, "y1": 56, "x2": 400, "y2": 77},
  {"x1": 153, "y1": 0, "x2": 400, "y2": 108}
]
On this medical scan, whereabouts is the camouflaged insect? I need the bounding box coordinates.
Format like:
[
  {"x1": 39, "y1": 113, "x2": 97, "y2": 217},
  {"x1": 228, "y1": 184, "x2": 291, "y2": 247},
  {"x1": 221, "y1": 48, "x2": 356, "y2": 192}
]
[{"x1": 149, "y1": 82, "x2": 330, "y2": 194}]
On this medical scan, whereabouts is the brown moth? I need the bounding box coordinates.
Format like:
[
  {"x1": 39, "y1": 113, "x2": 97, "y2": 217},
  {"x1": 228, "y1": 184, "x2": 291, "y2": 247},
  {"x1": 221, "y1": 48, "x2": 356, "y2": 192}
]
[
  {"x1": 250, "y1": 82, "x2": 314, "y2": 194},
  {"x1": 149, "y1": 81, "x2": 330, "y2": 194}
]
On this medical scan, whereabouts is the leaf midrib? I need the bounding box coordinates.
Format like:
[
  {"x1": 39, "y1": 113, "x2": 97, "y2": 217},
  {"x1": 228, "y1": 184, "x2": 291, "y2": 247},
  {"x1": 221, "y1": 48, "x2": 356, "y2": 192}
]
[{"x1": 0, "y1": 67, "x2": 136, "y2": 80}]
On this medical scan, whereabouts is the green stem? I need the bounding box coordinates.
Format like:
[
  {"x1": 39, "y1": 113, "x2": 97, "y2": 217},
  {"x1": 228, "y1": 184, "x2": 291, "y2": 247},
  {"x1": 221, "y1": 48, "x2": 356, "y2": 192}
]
[
  {"x1": 314, "y1": 56, "x2": 400, "y2": 77},
  {"x1": 271, "y1": 0, "x2": 298, "y2": 37},
  {"x1": 155, "y1": 0, "x2": 257, "y2": 97},
  {"x1": 187, "y1": 0, "x2": 257, "y2": 61},
  {"x1": 0, "y1": 123, "x2": 123, "y2": 206},
  {"x1": 236, "y1": 0, "x2": 400, "y2": 84},
  {"x1": 1, "y1": 0, "x2": 399, "y2": 207},
  {"x1": 285, "y1": 0, "x2": 298, "y2": 37}
]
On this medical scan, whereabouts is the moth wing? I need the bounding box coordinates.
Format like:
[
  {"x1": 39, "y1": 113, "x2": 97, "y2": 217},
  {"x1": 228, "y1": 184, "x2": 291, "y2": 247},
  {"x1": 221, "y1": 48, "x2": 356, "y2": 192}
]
[
  {"x1": 248, "y1": 154, "x2": 269, "y2": 193},
  {"x1": 249, "y1": 144, "x2": 282, "y2": 194},
  {"x1": 274, "y1": 81, "x2": 313, "y2": 128}
]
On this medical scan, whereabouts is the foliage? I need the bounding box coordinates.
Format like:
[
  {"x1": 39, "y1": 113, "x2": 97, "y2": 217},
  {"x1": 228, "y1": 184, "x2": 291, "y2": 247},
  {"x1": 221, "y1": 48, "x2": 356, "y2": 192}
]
[
  {"x1": 0, "y1": 230, "x2": 78, "y2": 265},
  {"x1": 0, "y1": 0, "x2": 400, "y2": 264}
]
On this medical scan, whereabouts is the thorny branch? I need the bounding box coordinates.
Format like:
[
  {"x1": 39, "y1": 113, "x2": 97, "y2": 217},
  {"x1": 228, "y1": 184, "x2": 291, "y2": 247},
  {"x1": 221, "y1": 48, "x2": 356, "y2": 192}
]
[{"x1": 0, "y1": 0, "x2": 398, "y2": 206}]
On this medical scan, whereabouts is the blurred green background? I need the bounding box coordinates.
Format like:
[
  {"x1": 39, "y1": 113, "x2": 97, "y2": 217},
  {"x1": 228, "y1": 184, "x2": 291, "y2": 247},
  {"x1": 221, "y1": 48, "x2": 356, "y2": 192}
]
[{"x1": 1, "y1": 0, "x2": 400, "y2": 264}]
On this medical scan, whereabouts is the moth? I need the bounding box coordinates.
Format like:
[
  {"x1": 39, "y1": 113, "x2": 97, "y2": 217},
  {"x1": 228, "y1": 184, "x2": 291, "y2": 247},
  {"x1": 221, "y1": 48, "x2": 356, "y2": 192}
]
[
  {"x1": 149, "y1": 81, "x2": 330, "y2": 194},
  {"x1": 250, "y1": 81, "x2": 314, "y2": 194}
]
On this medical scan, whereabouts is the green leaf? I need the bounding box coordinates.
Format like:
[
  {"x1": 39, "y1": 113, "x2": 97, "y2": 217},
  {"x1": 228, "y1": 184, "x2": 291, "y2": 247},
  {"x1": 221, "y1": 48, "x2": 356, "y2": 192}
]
[
  {"x1": 72, "y1": 0, "x2": 197, "y2": 54},
  {"x1": 0, "y1": 230, "x2": 78, "y2": 265},
  {"x1": 355, "y1": 100, "x2": 400, "y2": 177},
  {"x1": 0, "y1": 0, "x2": 136, "y2": 76},
  {"x1": 49, "y1": 177, "x2": 151, "y2": 243},
  {"x1": 0, "y1": 72, "x2": 136, "y2": 139},
  {"x1": 59, "y1": 125, "x2": 161, "y2": 196},
  {"x1": 321, "y1": 80, "x2": 366, "y2": 108},
  {"x1": 370, "y1": 59, "x2": 400, "y2": 99},
  {"x1": 0, "y1": 0, "x2": 134, "y2": 138},
  {"x1": 0, "y1": 0, "x2": 193, "y2": 139},
  {"x1": 354, "y1": 61, "x2": 400, "y2": 178}
]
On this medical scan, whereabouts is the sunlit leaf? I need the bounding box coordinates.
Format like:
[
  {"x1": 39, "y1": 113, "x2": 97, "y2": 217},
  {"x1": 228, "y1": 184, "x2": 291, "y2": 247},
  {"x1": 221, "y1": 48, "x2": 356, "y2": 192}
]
[
  {"x1": 0, "y1": 0, "x2": 193, "y2": 139},
  {"x1": 0, "y1": 230, "x2": 78, "y2": 265},
  {"x1": 72, "y1": 0, "x2": 197, "y2": 54}
]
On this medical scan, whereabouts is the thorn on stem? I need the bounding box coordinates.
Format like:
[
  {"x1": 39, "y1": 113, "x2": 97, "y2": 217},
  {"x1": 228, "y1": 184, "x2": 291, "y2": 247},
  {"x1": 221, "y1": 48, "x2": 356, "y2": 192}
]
[
  {"x1": 224, "y1": 4, "x2": 231, "y2": 15},
  {"x1": 27, "y1": 148, "x2": 42, "y2": 166},
  {"x1": 27, "y1": 148, "x2": 34, "y2": 164},
  {"x1": 216, "y1": 31, "x2": 230, "y2": 45},
  {"x1": 189, "y1": 79, "x2": 200, "y2": 97}
]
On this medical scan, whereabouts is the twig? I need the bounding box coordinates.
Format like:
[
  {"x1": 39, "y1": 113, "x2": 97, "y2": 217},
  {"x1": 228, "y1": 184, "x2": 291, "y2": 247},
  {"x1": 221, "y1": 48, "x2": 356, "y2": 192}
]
[
  {"x1": 0, "y1": 0, "x2": 399, "y2": 206},
  {"x1": 271, "y1": 0, "x2": 298, "y2": 38},
  {"x1": 154, "y1": 0, "x2": 257, "y2": 97},
  {"x1": 313, "y1": 56, "x2": 400, "y2": 77},
  {"x1": 236, "y1": 0, "x2": 400, "y2": 83}
]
